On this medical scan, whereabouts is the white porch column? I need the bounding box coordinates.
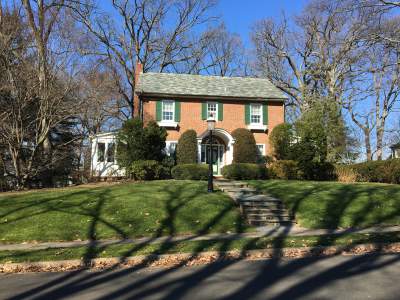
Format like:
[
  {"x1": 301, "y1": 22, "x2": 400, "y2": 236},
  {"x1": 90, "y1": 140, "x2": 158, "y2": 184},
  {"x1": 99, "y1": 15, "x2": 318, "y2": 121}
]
[{"x1": 197, "y1": 138, "x2": 203, "y2": 163}]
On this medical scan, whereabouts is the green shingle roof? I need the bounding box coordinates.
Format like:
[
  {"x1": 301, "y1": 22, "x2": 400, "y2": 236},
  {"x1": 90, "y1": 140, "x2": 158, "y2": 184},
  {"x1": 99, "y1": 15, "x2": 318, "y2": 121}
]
[{"x1": 136, "y1": 72, "x2": 287, "y2": 101}]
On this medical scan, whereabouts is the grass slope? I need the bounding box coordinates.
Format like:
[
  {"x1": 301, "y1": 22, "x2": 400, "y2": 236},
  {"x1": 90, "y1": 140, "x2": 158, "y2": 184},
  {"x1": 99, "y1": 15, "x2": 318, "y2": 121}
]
[
  {"x1": 0, "y1": 181, "x2": 248, "y2": 243},
  {"x1": 249, "y1": 180, "x2": 400, "y2": 229}
]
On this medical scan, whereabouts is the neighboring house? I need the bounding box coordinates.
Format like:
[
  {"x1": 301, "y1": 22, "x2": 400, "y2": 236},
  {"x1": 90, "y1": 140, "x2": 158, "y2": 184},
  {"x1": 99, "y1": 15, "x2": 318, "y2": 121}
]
[
  {"x1": 91, "y1": 64, "x2": 286, "y2": 177},
  {"x1": 390, "y1": 143, "x2": 400, "y2": 159}
]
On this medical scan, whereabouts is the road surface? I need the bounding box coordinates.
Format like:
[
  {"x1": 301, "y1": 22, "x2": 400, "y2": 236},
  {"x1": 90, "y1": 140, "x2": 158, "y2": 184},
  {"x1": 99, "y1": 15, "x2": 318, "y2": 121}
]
[{"x1": 1, "y1": 253, "x2": 399, "y2": 299}]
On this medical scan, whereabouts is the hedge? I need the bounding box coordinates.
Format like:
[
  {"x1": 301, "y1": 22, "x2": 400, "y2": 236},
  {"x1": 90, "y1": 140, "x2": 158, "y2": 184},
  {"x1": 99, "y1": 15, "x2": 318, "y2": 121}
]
[
  {"x1": 221, "y1": 163, "x2": 267, "y2": 180},
  {"x1": 269, "y1": 160, "x2": 302, "y2": 180},
  {"x1": 231, "y1": 128, "x2": 258, "y2": 163},
  {"x1": 128, "y1": 160, "x2": 166, "y2": 180},
  {"x1": 171, "y1": 164, "x2": 208, "y2": 180},
  {"x1": 335, "y1": 159, "x2": 400, "y2": 184}
]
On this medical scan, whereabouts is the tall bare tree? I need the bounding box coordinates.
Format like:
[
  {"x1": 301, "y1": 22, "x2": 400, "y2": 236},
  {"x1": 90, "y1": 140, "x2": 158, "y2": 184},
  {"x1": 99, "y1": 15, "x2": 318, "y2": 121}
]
[{"x1": 70, "y1": 0, "x2": 217, "y2": 118}]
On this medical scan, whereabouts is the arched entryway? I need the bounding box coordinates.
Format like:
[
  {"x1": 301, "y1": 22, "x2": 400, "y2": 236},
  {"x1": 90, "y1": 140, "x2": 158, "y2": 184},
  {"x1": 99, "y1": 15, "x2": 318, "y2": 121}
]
[{"x1": 197, "y1": 128, "x2": 235, "y2": 175}]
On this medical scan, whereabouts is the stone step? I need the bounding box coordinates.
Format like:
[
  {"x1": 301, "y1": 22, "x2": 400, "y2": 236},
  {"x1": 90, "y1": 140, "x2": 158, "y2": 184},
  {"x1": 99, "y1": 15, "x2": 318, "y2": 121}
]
[
  {"x1": 248, "y1": 219, "x2": 295, "y2": 226},
  {"x1": 222, "y1": 187, "x2": 257, "y2": 194},
  {"x1": 239, "y1": 194, "x2": 280, "y2": 202},
  {"x1": 241, "y1": 202, "x2": 284, "y2": 209},
  {"x1": 215, "y1": 181, "x2": 248, "y2": 188},
  {"x1": 243, "y1": 207, "x2": 291, "y2": 215},
  {"x1": 246, "y1": 214, "x2": 293, "y2": 221}
]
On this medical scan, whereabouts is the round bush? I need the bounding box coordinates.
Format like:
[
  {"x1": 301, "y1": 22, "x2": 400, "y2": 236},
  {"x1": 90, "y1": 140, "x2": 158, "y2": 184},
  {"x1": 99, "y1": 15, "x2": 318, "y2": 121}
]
[
  {"x1": 231, "y1": 128, "x2": 258, "y2": 163},
  {"x1": 171, "y1": 164, "x2": 208, "y2": 180},
  {"x1": 221, "y1": 163, "x2": 267, "y2": 180},
  {"x1": 176, "y1": 130, "x2": 198, "y2": 164}
]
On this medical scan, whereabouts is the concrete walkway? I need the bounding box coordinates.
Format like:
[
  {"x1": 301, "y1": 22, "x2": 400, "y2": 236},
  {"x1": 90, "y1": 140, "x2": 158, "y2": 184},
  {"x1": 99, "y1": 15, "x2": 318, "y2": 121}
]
[{"x1": 1, "y1": 225, "x2": 399, "y2": 252}]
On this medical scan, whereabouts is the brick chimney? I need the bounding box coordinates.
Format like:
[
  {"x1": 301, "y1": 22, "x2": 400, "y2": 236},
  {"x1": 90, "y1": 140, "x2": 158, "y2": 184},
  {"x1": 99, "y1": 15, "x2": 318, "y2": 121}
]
[{"x1": 134, "y1": 61, "x2": 143, "y2": 118}]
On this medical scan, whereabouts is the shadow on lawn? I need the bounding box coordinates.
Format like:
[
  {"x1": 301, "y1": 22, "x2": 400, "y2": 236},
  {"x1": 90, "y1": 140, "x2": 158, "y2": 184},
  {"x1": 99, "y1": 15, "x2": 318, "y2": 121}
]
[{"x1": 3, "y1": 180, "x2": 400, "y2": 300}]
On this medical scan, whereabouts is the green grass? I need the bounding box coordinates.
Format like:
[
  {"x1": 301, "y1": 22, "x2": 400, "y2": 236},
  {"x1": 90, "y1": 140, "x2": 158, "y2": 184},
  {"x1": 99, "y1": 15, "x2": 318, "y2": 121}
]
[
  {"x1": 0, "y1": 181, "x2": 249, "y2": 243},
  {"x1": 1, "y1": 231, "x2": 399, "y2": 264},
  {"x1": 248, "y1": 180, "x2": 400, "y2": 229}
]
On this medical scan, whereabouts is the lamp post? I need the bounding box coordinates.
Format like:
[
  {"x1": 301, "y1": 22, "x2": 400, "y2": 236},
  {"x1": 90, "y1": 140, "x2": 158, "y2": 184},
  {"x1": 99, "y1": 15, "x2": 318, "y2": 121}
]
[{"x1": 207, "y1": 118, "x2": 216, "y2": 193}]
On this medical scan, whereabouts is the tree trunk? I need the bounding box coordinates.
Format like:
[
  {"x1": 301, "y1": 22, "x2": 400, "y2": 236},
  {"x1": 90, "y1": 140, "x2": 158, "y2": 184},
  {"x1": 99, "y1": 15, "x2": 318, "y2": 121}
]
[{"x1": 364, "y1": 129, "x2": 372, "y2": 161}]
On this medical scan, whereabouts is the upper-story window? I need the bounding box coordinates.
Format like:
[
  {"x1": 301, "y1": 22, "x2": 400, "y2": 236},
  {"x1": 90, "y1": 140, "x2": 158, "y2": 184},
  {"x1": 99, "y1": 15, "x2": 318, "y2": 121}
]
[
  {"x1": 162, "y1": 100, "x2": 174, "y2": 121},
  {"x1": 250, "y1": 104, "x2": 262, "y2": 124},
  {"x1": 207, "y1": 102, "x2": 217, "y2": 119}
]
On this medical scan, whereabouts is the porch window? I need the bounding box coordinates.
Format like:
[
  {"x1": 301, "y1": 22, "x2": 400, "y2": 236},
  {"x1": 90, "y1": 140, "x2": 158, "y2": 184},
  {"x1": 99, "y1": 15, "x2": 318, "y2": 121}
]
[
  {"x1": 97, "y1": 143, "x2": 105, "y2": 162},
  {"x1": 166, "y1": 141, "x2": 177, "y2": 156},
  {"x1": 207, "y1": 102, "x2": 217, "y2": 119},
  {"x1": 250, "y1": 104, "x2": 262, "y2": 124},
  {"x1": 162, "y1": 100, "x2": 174, "y2": 121},
  {"x1": 256, "y1": 144, "x2": 265, "y2": 156},
  {"x1": 107, "y1": 143, "x2": 115, "y2": 162}
]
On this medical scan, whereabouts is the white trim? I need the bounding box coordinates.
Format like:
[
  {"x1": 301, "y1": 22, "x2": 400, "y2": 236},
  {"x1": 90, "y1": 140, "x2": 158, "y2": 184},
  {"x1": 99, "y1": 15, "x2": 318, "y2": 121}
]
[
  {"x1": 161, "y1": 100, "x2": 175, "y2": 121},
  {"x1": 197, "y1": 128, "x2": 235, "y2": 166},
  {"x1": 256, "y1": 144, "x2": 265, "y2": 156},
  {"x1": 248, "y1": 124, "x2": 267, "y2": 131},
  {"x1": 165, "y1": 141, "x2": 178, "y2": 156},
  {"x1": 207, "y1": 101, "x2": 218, "y2": 120},
  {"x1": 247, "y1": 103, "x2": 267, "y2": 131},
  {"x1": 250, "y1": 103, "x2": 262, "y2": 125},
  {"x1": 157, "y1": 120, "x2": 178, "y2": 128}
]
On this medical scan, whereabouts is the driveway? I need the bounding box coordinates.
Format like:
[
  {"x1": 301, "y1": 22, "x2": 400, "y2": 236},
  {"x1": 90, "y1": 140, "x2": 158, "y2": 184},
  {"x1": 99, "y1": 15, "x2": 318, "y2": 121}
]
[{"x1": 1, "y1": 253, "x2": 399, "y2": 299}]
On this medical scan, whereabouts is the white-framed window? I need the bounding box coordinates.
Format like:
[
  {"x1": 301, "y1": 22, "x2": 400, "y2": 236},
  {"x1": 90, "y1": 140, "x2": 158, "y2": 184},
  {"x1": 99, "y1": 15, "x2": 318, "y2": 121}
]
[
  {"x1": 207, "y1": 101, "x2": 218, "y2": 120},
  {"x1": 97, "y1": 142, "x2": 105, "y2": 162},
  {"x1": 250, "y1": 104, "x2": 262, "y2": 124},
  {"x1": 256, "y1": 144, "x2": 265, "y2": 157},
  {"x1": 162, "y1": 100, "x2": 174, "y2": 121},
  {"x1": 106, "y1": 143, "x2": 115, "y2": 163},
  {"x1": 166, "y1": 141, "x2": 178, "y2": 156}
]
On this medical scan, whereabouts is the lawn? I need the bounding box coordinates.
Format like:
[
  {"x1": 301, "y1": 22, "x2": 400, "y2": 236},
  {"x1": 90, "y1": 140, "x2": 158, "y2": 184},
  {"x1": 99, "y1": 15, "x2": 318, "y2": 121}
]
[
  {"x1": 248, "y1": 180, "x2": 400, "y2": 229},
  {"x1": 0, "y1": 181, "x2": 248, "y2": 243}
]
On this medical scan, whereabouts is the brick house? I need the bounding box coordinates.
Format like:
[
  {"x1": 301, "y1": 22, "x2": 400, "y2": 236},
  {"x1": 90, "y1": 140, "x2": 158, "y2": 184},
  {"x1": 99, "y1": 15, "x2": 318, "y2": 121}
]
[{"x1": 90, "y1": 65, "x2": 286, "y2": 177}]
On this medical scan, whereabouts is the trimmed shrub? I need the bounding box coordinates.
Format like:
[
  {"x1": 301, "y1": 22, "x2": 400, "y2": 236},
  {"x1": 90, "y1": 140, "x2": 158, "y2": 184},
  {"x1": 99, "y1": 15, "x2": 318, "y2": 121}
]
[
  {"x1": 269, "y1": 123, "x2": 294, "y2": 160},
  {"x1": 176, "y1": 130, "x2": 198, "y2": 164},
  {"x1": 339, "y1": 159, "x2": 400, "y2": 184},
  {"x1": 231, "y1": 128, "x2": 258, "y2": 163},
  {"x1": 128, "y1": 160, "x2": 166, "y2": 180},
  {"x1": 221, "y1": 163, "x2": 267, "y2": 180},
  {"x1": 334, "y1": 164, "x2": 357, "y2": 183},
  {"x1": 117, "y1": 118, "x2": 167, "y2": 169},
  {"x1": 269, "y1": 160, "x2": 301, "y2": 180},
  {"x1": 171, "y1": 164, "x2": 208, "y2": 180}
]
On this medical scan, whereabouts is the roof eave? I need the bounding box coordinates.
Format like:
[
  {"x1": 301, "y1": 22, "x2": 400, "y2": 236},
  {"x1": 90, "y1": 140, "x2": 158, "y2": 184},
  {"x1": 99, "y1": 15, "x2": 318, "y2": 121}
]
[{"x1": 136, "y1": 91, "x2": 287, "y2": 102}]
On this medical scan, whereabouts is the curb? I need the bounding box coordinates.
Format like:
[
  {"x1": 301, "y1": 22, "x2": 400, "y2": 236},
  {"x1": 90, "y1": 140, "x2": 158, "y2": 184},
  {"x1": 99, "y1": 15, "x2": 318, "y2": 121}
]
[{"x1": 1, "y1": 242, "x2": 400, "y2": 274}]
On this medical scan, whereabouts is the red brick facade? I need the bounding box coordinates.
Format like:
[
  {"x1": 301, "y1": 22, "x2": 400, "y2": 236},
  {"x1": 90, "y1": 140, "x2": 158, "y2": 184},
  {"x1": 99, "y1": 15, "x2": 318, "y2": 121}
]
[{"x1": 142, "y1": 98, "x2": 284, "y2": 155}]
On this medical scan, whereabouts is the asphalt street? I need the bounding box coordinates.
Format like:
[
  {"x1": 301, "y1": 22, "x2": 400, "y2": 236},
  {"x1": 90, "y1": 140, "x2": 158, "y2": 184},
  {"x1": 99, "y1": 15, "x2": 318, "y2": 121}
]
[{"x1": 1, "y1": 253, "x2": 400, "y2": 300}]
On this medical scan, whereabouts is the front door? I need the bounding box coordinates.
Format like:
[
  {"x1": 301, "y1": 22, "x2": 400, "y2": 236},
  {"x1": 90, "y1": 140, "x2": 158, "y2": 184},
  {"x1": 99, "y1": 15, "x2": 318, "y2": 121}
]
[{"x1": 201, "y1": 144, "x2": 225, "y2": 175}]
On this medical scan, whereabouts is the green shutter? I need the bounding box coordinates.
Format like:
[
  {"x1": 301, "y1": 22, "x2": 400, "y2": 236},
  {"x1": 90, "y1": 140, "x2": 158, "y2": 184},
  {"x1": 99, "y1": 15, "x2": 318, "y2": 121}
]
[
  {"x1": 263, "y1": 103, "x2": 268, "y2": 125},
  {"x1": 156, "y1": 101, "x2": 162, "y2": 121},
  {"x1": 175, "y1": 101, "x2": 181, "y2": 122},
  {"x1": 218, "y1": 102, "x2": 223, "y2": 121},
  {"x1": 245, "y1": 103, "x2": 250, "y2": 125},
  {"x1": 201, "y1": 102, "x2": 207, "y2": 120}
]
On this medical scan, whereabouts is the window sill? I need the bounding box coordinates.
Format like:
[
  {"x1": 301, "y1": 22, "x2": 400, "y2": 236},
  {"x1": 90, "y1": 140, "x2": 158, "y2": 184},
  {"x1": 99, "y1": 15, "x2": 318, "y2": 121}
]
[
  {"x1": 158, "y1": 121, "x2": 179, "y2": 128},
  {"x1": 247, "y1": 124, "x2": 268, "y2": 131}
]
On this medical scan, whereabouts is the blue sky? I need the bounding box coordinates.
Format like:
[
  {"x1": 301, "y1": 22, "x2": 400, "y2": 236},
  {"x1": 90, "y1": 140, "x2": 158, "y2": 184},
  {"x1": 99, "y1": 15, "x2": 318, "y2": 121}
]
[{"x1": 216, "y1": 0, "x2": 308, "y2": 45}]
